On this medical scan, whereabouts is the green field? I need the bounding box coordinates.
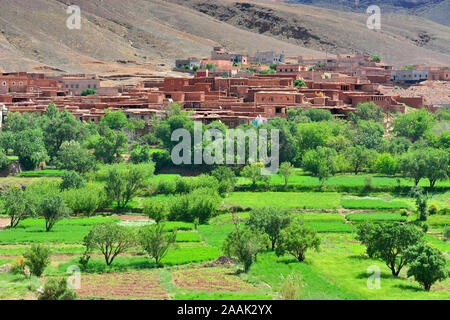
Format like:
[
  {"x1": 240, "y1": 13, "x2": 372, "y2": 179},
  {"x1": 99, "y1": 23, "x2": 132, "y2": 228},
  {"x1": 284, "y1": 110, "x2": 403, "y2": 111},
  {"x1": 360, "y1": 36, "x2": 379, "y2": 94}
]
[{"x1": 225, "y1": 192, "x2": 341, "y2": 209}]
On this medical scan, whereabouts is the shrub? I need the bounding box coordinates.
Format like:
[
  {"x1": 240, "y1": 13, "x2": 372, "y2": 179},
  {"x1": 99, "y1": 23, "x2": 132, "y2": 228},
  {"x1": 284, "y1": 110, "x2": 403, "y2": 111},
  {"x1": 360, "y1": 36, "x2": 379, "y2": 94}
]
[
  {"x1": 59, "y1": 171, "x2": 86, "y2": 191},
  {"x1": 143, "y1": 198, "x2": 168, "y2": 223},
  {"x1": 280, "y1": 273, "x2": 302, "y2": 300},
  {"x1": 10, "y1": 256, "x2": 26, "y2": 274},
  {"x1": 0, "y1": 149, "x2": 11, "y2": 170},
  {"x1": 83, "y1": 223, "x2": 135, "y2": 266},
  {"x1": 138, "y1": 223, "x2": 177, "y2": 265},
  {"x1": 38, "y1": 278, "x2": 77, "y2": 300},
  {"x1": 422, "y1": 223, "x2": 429, "y2": 233},
  {"x1": 443, "y1": 226, "x2": 450, "y2": 241},
  {"x1": 428, "y1": 204, "x2": 438, "y2": 215},
  {"x1": 23, "y1": 244, "x2": 50, "y2": 277},
  {"x1": 62, "y1": 183, "x2": 109, "y2": 216},
  {"x1": 174, "y1": 177, "x2": 192, "y2": 194},
  {"x1": 168, "y1": 188, "x2": 220, "y2": 223},
  {"x1": 156, "y1": 179, "x2": 176, "y2": 195}
]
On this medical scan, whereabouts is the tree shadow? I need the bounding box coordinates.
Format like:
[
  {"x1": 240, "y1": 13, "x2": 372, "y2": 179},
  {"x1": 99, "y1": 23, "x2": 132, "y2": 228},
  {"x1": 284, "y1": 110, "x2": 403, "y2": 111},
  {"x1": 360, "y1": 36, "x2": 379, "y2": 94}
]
[{"x1": 393, "y1": 283, "x2": 423, "y2": 292}]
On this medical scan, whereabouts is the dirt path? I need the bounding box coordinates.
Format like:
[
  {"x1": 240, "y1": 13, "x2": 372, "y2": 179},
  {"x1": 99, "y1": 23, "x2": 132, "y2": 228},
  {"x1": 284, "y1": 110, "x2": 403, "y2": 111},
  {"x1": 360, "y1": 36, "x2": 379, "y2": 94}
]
[{"x1": 0, "y1": 218, "x2": 9, "y2": 230}]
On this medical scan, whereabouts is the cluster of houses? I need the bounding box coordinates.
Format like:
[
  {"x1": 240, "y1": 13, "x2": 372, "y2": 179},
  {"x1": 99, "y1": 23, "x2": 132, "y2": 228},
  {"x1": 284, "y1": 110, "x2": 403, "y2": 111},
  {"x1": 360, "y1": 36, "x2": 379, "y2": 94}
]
[{"x1": 0, "y1": 48, "x2": 448, "y2": 129}]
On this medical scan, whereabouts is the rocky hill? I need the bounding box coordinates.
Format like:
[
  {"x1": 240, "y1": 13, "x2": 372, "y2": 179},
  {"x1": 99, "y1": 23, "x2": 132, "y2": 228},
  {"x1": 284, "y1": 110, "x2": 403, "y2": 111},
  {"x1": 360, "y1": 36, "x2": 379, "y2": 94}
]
[
  {"x1": 288, "y1": 0, "x2": 450, "y2": 26},
  {"x1": 0, "y1": 0, "x2": 448, "y2": 75}
]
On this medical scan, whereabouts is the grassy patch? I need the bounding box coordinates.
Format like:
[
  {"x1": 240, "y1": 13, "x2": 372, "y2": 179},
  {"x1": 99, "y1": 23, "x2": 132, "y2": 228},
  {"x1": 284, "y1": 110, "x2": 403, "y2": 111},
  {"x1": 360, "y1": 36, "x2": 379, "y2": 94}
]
[
  {"x1": 225, "y1": 192, "x2": 341, "y2": 209},
  {"x1": 345, "y1": 213, "x2": 406, "y2": 222},
  {"x1": 341, "y1": 198, "x2": 409, "y2": 210},
  {"x1": 0, "y1": 217, "x2": 120, "y2": 244},
  {"x1": 16, "y1": 169, "x2": 65, "y2": 177}
]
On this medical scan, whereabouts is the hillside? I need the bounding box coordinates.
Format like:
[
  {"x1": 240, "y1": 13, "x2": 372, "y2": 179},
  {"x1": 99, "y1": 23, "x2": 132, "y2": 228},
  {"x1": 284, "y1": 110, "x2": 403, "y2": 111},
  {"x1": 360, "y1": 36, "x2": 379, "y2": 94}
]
[
  {"x1": 288, "y1": 0, "x2": 450, "y2": 26},
  {"x1": 0, "y1": 0, "x2": 449, "y2": 75}
]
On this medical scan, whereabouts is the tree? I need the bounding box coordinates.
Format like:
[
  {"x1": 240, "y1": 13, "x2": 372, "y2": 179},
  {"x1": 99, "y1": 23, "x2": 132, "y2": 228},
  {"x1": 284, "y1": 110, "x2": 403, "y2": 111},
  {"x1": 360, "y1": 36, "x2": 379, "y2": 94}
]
[
  {"x1": 223, "y1": 219, "x2": 267, "y2": 272},
  {"x1": 138, "y1": 223, "x2": 177, "y2": 265},
  {"x1": 354, "y1": 120, "x2": 384, "y2": 149},
  {"x1": 89, "y1": 125, "x2": 128, "y2": 164},
  {"x1": 278, "y1": 162, "x2": 295, "y2": 187},
  {"x1": 351, "y1": 102, "x2": 384, "y2": 123},
  {"x1": 211, "y1": 166, "x2": 237, "y2": 194},
  {"x1": 40, "y1": 194, "x2": 71, "y2": 232},
  {"x1": 129, "y1": 144, "x2": 152, "y2": 164},
  {"x1": 59, "y1": 171, "x2": 86, "y2": 191},
  {"x1": 297, "y1": 122, "x2": 332, "y2": 153},
  {"x1": 404, "y1": 243, "x2": 448, "y2": 291},
  {"x1": 371, "y1": 56, "x2": 381, "y2": 63},
  {"x1": 302, "y1": 147, "x2": 338, "y2": 180},
  {"x1": 3, "y1": 185, "x2": 28, "y2": 228},
  {"x1": 38, "y1": 278, "x2": 77, "y2": 300},
  {"x1": 247, "y1": 207, "x2": 291, "y2": 250},
  {"x1": 23, "y1": 244, "x2": 50, "y2": 277},
  {"x1": 83, "y1": 223, "x2": 135, "y2": 266},
  {"x1": 374, "y1": 153, "x2": 397, "y2": 176},
  {"x1": 345, "y1": 145, "x2": 377, "y2": 175},
  {"x1": 399, "y1": 149, "x2": 428, "y2": 185},
  {"x1": 356, "y1": 223, "x2": 423, "y2": 276},
  {"x1": 104, "y1": 163, "x2": 153, "y2": 210},
  {"x1": 43, "y1": 109, "x2": 85, "y2": 159},
  {"x1": 143, "y1": 198, "x2": 168, "y2": 223},
  {"x1": 241, "y1": 163, "x2": 270, "y2": 187},
  {"x1": 303, "y1": 108, "x2": 332, "y2": 122},
  {"x1": 55, "y1": 140, "x2": 96, "y2": 174},
  {"x1": 275, "y1": 220, "x2": 321, "y2": 262},
  {"x1": 100, "y1": 110, "x2": 128, "y2": 130},
  {"x1": 393, "y1": 108, "x2": 435, "y2": 142},
  {"x1": 422, "y1": 148, "x2": 449, "y2": 188},
  {"x1": 10, "y1": 128, "x2": 49, "y2": 170}
]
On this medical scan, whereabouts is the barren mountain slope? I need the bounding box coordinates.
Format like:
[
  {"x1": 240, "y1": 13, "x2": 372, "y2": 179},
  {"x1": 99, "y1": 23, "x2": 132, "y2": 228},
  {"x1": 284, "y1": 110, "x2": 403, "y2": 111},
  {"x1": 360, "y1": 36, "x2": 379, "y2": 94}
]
[
  {"x1": 170, "y1": 0, "x2": 450, "y2": 65},
  {"x1": 0, "y1": 0, "x2": 324, "y2": 74},
  {"x1": 288, "y1": 0, "x2": 450, "y2": 27},
  {"x1": 0, "y1": 0, "x2": 448, "y2": 75}
]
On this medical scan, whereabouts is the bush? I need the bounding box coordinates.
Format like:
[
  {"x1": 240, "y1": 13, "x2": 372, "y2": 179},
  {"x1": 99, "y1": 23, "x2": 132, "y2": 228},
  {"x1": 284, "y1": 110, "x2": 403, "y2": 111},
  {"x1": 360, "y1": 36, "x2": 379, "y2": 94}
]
[
  {"x1": 422, "y1": 223, "x2": 429, "y2": 233},
  {"x1": 23, "y1": 244, "x2": 50, "y2": 277},
  {"x1": 168, "y1": 188, "x2": 220, "y2": 223},
  {"x1": 38, "y1": 278, "x2": 77, "y2": 300},
  {"x1": 62, "y1": 183, "x2": 109, "y2": 216},
  {"x1": 0, "y1": 149, "x2": 11, "y2": 170},
  {"x1": 428, "y1": 204, "x2": 438, "y2": 215},
  {"x1": 174, "y1": 177, "x2": 193, "y2": 194},
  {"x1": 10, "y1": 256, "x2": 26, "y2": 274},
  {"x1": 59, "y1": 171, "x2": 86, "y2": 191},
  {"x1": 443, "y1": 226, "x2": 450, "y2": 241},
  {"x1": 156, "y1": 179, "x2": 176, "y2": 195},
  {"x1": 142, "y1": 198, "x2": 168, "y2": 223}
]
